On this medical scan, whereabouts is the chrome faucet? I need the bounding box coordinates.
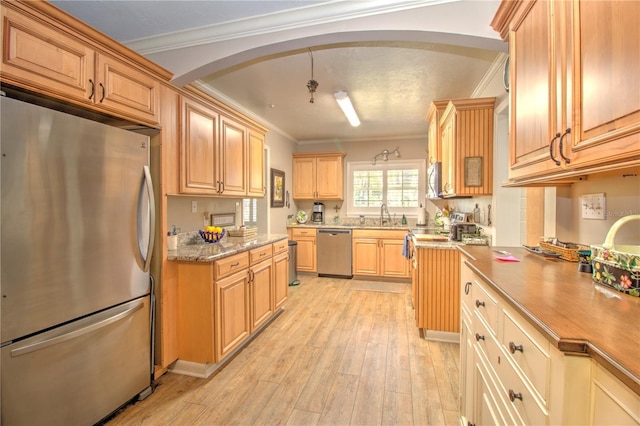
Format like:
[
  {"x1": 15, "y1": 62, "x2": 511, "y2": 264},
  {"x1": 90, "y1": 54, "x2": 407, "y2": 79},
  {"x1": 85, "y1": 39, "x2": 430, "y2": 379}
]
[{"x1": 380, "y1": 203, "x2": 391, "y2": 226}]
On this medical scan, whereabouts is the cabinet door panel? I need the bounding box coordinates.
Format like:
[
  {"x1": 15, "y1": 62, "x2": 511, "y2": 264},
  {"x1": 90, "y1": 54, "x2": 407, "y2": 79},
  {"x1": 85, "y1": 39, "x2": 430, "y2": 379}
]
[
  {"x1": 352, "y1": 239, "x2": 380, "y2": 276},
  {"x1": 220, "y1": 116, "x2": 247, "y2": 196},
  {"x1": 570, "y1": 1, "x2": 640, "y2": 165},
  {"x1": 273, "y1": 251, "x2": 289, "y2": 310},
  {"x1": 380, "y1": 239, "x2": 409, "y2": 278},
  {"x1": 292, "y1": 157, "x2": 316, "y2": 199},
  {"x1": 95, "y1": 53, "x2": 158, "y2": 125},
  {"x1": 250, "y1": 259, "x2": 273, "y2": 332},
  {"x1": 247, "y1": 129, "x2": 265, "y2": 197},
  {"x1": 180, "y1": 98, "x2": 219, "y2": 194},
  {"x1": 215, "y1": 270, "x2": 250, "y2": 361},
  {"x1": 294, "y1": 237, "x2": 316, "y2": 273},
  {"x1": 316, "y1": 156, "x2": 343, "y2": 199},
  {"x1": 1, "y1": 6, "x2": 94, "y2": 103},
  {"x1": 509, "y1": 0, "x2": 559, "y2": 179}
]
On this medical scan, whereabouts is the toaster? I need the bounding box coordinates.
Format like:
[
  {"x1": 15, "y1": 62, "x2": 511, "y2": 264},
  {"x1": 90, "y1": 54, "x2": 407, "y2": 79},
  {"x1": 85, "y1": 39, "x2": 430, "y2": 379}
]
[{"x1": 450, "y1": 223, "x2": 477, "y2": 241}]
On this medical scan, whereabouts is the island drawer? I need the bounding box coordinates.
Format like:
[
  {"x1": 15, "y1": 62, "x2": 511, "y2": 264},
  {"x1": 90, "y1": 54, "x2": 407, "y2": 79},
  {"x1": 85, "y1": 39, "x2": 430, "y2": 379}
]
[
  {"x1": 250, "y1": 245, "x2": 272, "y2": 264},
  {"x1": 214, "y1": 252, "x2": 249, "y2": 279},
  {"x1": 472, "y1": 280, "x2": 499, "y2": 334},
  {"x1": 501, "y1": 308, "x2": 550, "y2": 404}
]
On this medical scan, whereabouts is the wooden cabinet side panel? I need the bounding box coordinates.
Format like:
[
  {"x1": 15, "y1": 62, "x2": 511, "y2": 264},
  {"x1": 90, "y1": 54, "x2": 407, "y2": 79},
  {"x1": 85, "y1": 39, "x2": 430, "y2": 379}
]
[
  {"x1": 420, "y1": 249, "x2": 460, "y2": 333},
  {"x1": 1, "y1": 6, "x2": 94, "y2": 102},
  {"x1": 177, "y1": 262, "x2": 215, "y2": 363},
  {"x1": 180, "y1": 98, "x2": 219, "y2": 194}
]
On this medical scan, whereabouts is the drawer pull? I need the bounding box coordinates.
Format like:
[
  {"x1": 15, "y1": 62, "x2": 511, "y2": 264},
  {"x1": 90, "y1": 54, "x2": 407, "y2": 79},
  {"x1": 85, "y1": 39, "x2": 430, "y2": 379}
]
[
  {"x1": 508, "y1": 389, "x2": 523, "y2": 402},
  {"x1": 464, "y1": 281, "x2": 472, "y2": 295},
  {"x1": 260, "y1": 253, "x2": 266, "y2": 257},
  {"x1": 231, "y1": 262, "x2": 240, "y2": 267},
  {"x1": 475, "y1": 333, "x2": 485, "y2": 342},
  {"x1": 475, "y1": 300, "x2": 485, "y2": 308},
  {"x1": 509, "y1": 341, "x2": 524, "y2": 354}
]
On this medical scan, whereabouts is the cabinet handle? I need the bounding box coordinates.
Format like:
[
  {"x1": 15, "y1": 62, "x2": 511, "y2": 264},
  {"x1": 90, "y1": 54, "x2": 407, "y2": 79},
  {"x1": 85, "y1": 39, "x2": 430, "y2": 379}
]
[
  {"x1": 509, "y1": 341, "x2": 524, "y2": 354},
  {"x1": 508, "y1": 389, "x2": 523, "y2": 402},
  {"x1": 475, "y1": 300, "x2": 485, "y2": 308},
  {"x1": 464, "y1": 281, "x2": 472, "y2": 295},
  {"x1": 558, "y1": 128, "x2": 571, "y2": 164},
  {"x1": 216, "y1": 181, "x2": 221, "y2": 194},
  {"x1": 99, "y1": 83, "x2": 105, "y2": 103},
  {"x1": 231, "y1": 262, "x2": 240, "y2": 267},
  {"x1": 475, "y1": 333, "x2": 485, "y2": 342},
  {"x1": 249, "y1": 270, "x2": 254, "y2": 281},
  {"x1": 549, "y1": 132, "x2": 562, "y2": 166},
  {"x1": 260, "y1": 253, "x2": 266, "y2": 257},
  {"x1": 220, "y1": 181, "x2": 225, "y2": 193},
  {"x1": 88, "y1": 79, "x2": 95, "y2": 100}
]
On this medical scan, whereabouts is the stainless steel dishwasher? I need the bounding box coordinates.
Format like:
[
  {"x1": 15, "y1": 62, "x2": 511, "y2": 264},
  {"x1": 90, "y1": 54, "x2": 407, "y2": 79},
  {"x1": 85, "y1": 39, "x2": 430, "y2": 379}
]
[{"x1": 317, "y1": 228, "x2": 353, "y2": 278}]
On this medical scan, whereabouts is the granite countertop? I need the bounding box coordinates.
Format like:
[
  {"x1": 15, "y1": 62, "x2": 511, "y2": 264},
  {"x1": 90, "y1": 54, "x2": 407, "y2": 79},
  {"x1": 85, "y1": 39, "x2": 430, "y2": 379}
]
[
  {"x1": 168, "y1": 233, "x2": 288, "y2": 263},
  {"x1": 459, "y1": 245, "x2": 640, "y2": 396}
]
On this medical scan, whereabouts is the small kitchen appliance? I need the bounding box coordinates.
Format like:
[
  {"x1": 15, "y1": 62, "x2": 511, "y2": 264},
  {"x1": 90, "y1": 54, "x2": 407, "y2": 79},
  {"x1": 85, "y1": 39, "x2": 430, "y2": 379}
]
[
  {"x1": 312, "y1": 202, "x2": 325, "y2": 224},
  {"x1": 449, "y1": 211, "x2": 477, "y2": 241}
]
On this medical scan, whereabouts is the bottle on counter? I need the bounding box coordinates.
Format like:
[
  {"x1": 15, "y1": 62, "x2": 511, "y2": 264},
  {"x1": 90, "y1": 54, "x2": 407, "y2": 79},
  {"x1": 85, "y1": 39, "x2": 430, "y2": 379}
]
[
  {"x1": 473, "y1": 203, "x2": 481, "y2": 223},
  {"x1": 402, "y1": 214, "x2": 407, "y2": 225}
]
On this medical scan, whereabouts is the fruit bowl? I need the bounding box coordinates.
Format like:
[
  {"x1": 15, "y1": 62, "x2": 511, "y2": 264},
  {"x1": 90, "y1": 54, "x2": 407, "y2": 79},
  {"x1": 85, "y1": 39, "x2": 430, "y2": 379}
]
[{"x1": 199, "y1": 228, "x2": 226, "y2": 243}]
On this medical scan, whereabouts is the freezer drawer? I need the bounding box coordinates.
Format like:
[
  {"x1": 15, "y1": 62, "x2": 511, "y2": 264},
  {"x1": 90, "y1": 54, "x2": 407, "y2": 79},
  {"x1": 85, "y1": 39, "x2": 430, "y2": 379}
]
[{"x1": 1, "y1": 296, "x2": 151, "y2": 426}]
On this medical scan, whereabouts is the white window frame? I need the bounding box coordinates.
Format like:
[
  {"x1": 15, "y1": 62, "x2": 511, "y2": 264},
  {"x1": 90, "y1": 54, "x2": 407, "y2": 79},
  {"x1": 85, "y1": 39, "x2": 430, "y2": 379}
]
[{"x1": 346, "y1": 159, "x2": 426, "y2": 217}]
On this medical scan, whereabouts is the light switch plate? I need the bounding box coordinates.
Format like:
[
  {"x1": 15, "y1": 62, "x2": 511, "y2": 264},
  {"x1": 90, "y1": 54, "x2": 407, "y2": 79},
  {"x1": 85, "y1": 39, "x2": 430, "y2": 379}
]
[{"x1": 581, "y1": 193, "x2": 606, "y2": 220}]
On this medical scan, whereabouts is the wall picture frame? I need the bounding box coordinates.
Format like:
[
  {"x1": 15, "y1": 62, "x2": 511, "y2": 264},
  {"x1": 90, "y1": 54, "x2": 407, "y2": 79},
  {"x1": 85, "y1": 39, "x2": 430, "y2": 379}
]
[{"x1": 271, "y1": 168, "x2": 285, "y2": 208}]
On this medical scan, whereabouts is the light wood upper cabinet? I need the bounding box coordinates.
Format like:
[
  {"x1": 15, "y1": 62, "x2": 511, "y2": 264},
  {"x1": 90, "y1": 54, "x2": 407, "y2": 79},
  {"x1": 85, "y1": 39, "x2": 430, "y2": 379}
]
[
  {"x1": 440, "y1": 98, "x2": 495, "y2": 197},
  {"x1": 180, "y1": 95, "x2": 220, "y2": 195},
  {"x1": 492, "y1": 0, "x2": 640, "y2": 184},
  {"x1": 1, "y1": 1, "x2": 165, "y2": 127},
  {"x1": 247, "y1": 129, "x2": 266, "y2": 197},
  {"x1": 219, "y1": 116, "x2": 247, "y2": 197},
  {"x1": 292, "y1": 152, "x2": 345, "y2": 200},
  {"x1": 426, "y1": 100, "x2": 449, "y2": 165}
]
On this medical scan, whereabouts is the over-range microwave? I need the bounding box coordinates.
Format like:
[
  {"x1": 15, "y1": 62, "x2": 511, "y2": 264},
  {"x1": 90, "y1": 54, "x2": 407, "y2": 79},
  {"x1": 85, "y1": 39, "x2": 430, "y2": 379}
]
[{"x1": 427, "y1": 161, "x2": 442, "y2": 199}]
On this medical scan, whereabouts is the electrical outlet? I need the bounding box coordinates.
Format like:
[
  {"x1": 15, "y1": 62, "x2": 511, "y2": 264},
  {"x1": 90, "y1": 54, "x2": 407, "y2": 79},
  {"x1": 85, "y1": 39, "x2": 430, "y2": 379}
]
[{"x1": 191, "y1": 200, "x2": 198, "y2": 213}]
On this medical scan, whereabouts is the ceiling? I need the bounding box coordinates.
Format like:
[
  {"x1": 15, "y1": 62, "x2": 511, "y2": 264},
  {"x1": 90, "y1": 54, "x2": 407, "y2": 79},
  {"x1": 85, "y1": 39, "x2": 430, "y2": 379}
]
[{"x1": 51, "y1": 0, "x2": 507, "y2": 142}]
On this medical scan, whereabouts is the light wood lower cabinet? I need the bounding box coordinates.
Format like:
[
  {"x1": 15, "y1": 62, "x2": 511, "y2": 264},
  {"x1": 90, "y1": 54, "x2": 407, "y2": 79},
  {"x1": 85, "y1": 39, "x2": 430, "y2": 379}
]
[
  {"x1": 176, "y1": 241, "x2": 288, "y2": 365},
  {"x1": 352, "y1": 229, "x2": 409, "y2": 279},
  {"x1": 288, "y1": 228, "x2": 317, "y2": 273},
  {"x1": 590, "y1": 362, "x2": 640, "y2": 425}
]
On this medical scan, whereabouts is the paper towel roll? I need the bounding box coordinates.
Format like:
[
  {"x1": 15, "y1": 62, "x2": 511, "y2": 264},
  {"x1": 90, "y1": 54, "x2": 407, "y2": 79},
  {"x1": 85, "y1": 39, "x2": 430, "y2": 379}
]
[{"x1": 417, "y1": 204, "x2": 426, "y2": 225}]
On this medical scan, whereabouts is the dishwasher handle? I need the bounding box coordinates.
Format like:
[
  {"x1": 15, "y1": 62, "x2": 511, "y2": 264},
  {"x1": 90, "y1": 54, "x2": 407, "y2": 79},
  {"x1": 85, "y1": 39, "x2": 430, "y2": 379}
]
[{"x1": 318, "y1": 229, "x2": 352, "y2": 236}]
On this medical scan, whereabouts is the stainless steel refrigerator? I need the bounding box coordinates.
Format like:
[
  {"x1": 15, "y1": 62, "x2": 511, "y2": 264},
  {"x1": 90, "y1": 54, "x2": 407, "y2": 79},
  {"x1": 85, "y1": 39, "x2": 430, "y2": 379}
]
[{"x1": 1, "y1": 95, "x2": 156, "y2": 425}]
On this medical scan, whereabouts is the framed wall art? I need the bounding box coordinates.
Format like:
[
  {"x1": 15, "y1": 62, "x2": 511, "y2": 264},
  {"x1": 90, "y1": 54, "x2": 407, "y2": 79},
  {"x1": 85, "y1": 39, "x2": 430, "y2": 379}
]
[{"x1": 271, "y1": 168, "x2": 285, "y2": 208}]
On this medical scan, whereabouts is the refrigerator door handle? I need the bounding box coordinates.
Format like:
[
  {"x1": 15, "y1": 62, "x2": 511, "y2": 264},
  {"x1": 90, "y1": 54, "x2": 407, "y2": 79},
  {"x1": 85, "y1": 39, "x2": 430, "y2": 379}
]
[
  {"x1": 10, "y1": 301, "x2": 145, "y2": 358},
  {"x1": 141, "y1": 165, "x2": 156, "y2": 272}
]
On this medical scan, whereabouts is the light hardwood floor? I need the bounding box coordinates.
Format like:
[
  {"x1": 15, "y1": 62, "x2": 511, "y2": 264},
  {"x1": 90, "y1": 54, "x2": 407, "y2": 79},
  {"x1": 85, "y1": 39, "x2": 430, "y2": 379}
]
[{"x1": 107, "y1": 276, "x2": 460, "y2": 425}]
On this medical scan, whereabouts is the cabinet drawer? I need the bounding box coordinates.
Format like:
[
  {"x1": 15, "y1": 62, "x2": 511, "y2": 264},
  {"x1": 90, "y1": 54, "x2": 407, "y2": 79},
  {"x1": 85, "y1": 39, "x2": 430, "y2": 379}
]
[
  {"x1": 473, "y1": 310, "x2": 503, "y2": 379},
  {"x1": 352, "y1": 229, "x2": 408, "y2": 239},
  {"x1": 214, "y1": 252, "x2": 249, "y2": 279},
  {"x1": 250, "y1": 245, "x2": 272, "y2": 264},
  {"x1": 501, "y1": 308, "x2": 550, "y2": 404},
  {"x1": 272, "y1": 239, "x2": 288, "y2": 254},
  {"x1": 495, "y1": 346, "x2": 549, "y2": 426},
  {"x1": 472, "y1": 280, "x2": 499, "y2": 334},
  {"x1": 290, "y1": 228, "x2": 316, "y2": 238}
]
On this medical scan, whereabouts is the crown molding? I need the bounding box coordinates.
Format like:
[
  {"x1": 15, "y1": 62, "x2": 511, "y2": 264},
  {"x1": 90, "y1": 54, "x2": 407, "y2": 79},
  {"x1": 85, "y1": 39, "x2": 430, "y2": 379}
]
[{"x1": 127, "y1": 0, "x2": 457, "y2": 54}]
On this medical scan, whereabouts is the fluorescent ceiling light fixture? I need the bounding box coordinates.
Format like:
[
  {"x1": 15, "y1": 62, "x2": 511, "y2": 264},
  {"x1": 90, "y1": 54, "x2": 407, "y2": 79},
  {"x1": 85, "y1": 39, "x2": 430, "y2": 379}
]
[{"x1": 334, "y1": 91, "x2": 361, "y2": 127}]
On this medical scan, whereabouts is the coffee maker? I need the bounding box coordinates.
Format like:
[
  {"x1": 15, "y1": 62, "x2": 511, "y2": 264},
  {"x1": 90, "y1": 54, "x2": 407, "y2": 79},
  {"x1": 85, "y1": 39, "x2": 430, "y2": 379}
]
[{"x1": 312, "y1": 202, "x2": 325, "y2": 224}]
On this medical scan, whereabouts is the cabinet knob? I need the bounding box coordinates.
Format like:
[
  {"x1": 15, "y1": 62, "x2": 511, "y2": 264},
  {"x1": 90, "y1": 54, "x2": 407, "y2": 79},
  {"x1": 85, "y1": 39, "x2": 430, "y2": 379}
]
[
  {"x1": 549, "y1": 133, "x2": 562, "y2": 166},
  {"x1": 475, "y1": 300, "x2": 485, "y2": 308},
  {"x1": 508, "y1": 341, "x2": 524, "y2": 354},
  {"x1": 475, "y1": 333, "x2": 485, "y2": 342},
  {"x1": 558, "y1": 128, "x2": 572, "y2": 164},
  {"x1": 464, "y1": 281, "x2": 472, "y2": 295},
  {"x1": 508, "y1": 389, "x2": 523, "y2": 402}
]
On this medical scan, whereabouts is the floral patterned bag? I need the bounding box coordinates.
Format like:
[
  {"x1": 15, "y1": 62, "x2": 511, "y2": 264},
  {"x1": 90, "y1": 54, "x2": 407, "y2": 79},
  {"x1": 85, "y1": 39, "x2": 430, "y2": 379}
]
[{"x1": 591, "y1": 215, "x2": 640, "y2": 297}]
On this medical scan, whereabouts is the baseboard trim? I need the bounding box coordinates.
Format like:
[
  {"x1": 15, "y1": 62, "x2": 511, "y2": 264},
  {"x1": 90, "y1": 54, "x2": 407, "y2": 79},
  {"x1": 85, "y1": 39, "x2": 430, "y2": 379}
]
[{"x1": 423, "y1": 329, "x2": 460, "y2": 343}]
